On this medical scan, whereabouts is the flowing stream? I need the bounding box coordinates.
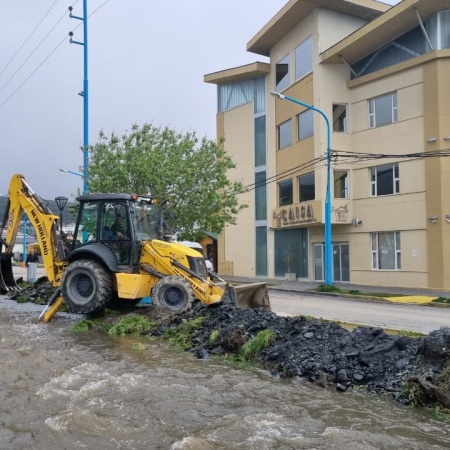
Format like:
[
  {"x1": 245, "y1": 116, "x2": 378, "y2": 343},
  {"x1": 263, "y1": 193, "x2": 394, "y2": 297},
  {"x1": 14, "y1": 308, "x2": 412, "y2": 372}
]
[{"x1": 1, "y1": 304, "x2": 449, "y2": 450}]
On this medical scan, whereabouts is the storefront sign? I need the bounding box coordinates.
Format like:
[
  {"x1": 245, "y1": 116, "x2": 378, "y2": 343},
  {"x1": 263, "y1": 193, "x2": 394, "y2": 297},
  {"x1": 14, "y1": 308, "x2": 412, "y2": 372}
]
[{"x1": 272, "y1": 202, "x2": 319, "y2": 228}]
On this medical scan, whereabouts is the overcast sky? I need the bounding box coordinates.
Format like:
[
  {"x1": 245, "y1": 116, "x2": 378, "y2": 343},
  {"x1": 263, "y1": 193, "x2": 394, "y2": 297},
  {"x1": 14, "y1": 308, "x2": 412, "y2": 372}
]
[{"x1": 0, "y1": 0, "x2": 399, "y2": 200}]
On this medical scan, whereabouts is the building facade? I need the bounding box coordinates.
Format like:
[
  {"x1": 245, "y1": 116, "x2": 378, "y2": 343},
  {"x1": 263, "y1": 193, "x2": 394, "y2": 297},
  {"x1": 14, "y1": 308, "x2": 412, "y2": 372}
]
[{"x1": 204, "y1": 0, "x2": 450, "y2": 289}]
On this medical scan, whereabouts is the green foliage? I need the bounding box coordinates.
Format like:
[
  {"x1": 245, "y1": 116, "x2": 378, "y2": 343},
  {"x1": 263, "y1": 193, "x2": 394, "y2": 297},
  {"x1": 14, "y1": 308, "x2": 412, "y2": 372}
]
[
  {"x1": 430, "y1": 404, "x2": 450, "y2": 422},
  {"x1": 209, "y1": 329, "x2": 220, "y2": 347},
  {"x1": 240, "y1": 329, "x2": 275, "y2": 361},
  {"x1": 108, "y1": 315, "x2": 156, "y2": 336},
  {"x1": 69, "y1": 320, "x2": 93, "y2": 332},
  {"x1": 131, "y1": 342, "x2": 146, "y2": 351},
  {"x1": 163, "y1": 316, "x2": 206, "y2": 350},
  {"x1": 87, "y1": 123, "x2": 248, "y2": 240},
  {"x1": 16, "y1": 295, "x2": 28, "y2": 303},
  {"x1": 401, "y1": 381, "x2": 429, "y2": 406},
  {"x1": 316, "y1": 284, "x2": 342, "y2": 293},
  {"x1": 433, "y1": 297, "x2": 450, "y2": 303}
]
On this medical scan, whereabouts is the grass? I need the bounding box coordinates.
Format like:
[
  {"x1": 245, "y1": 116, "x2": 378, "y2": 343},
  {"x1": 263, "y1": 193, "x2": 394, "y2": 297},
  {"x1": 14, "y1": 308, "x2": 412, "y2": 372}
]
[
  {"x1": 433, "y1": 297, "x2": 450, "y2": 304},
  {"x1": 315, "y1": 283, "x2": 408, "y2": 299},
  {"x1": 240, "y1": 329, "x2": 275, "y2": 361},
  {"x1": 162, "y1": 316, "x2": 206, "y2": 351},
  {"x1": 108, "y1": 315, "x2": 158, "y2": 336}
]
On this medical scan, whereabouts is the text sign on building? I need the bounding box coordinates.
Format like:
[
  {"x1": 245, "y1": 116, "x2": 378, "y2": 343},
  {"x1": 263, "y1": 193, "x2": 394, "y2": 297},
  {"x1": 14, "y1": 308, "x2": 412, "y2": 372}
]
[{"x1": 272, "y1": 201, "x2": 322, "y2": 229}]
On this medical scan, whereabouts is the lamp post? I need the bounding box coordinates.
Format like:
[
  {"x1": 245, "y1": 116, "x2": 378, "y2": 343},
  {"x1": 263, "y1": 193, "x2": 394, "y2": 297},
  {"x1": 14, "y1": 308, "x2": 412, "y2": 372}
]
[
  {"x1": 55, "y1": 196, "x2": 68, "y2": 234},
  {"x1": 59, "y1": 168, "x2": 83, "y2": 178},
  {"x1": 270, "y1": 91, "x2": 333, "y2": 286},
  {"x1": 69, "y1": 0, "x2": 89, "y2": 194}
]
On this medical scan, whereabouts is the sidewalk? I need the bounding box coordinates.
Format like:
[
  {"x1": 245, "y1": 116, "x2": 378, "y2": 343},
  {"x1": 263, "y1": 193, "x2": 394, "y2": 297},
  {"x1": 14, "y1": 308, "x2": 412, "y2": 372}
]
[{"x1": 221, "y1": 275, "x2": 450, "y2": 305}]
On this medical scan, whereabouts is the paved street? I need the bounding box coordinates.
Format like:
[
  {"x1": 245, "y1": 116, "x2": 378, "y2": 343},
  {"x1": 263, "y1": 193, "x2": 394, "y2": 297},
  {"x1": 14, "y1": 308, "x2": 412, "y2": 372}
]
[{"x1": 268, "y1": 291, "x2": 450, "y2": 334}]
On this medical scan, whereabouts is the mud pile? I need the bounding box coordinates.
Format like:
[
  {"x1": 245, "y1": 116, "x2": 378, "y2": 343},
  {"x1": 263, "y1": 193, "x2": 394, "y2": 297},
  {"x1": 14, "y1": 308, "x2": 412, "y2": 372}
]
[{"x1": 142, "y1": 302, "x2": 450, "y2": 406}]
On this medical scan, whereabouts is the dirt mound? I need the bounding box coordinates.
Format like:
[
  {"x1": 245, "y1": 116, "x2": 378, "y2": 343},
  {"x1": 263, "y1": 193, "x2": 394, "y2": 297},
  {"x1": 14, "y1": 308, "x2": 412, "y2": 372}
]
[{"x1": 140, "y1": 302, "x2": 450, "y2": 406}]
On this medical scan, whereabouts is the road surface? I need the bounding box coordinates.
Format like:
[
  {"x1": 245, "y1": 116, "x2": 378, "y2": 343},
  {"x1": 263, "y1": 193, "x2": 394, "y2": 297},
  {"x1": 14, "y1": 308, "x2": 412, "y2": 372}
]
[{"x1": 269, "y1": 290, "x2": 450, "y2": 334}]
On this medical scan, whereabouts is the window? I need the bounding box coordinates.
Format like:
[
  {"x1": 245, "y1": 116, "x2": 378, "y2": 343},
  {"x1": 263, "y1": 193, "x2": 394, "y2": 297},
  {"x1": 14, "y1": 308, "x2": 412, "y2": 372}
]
[
  {"x1": 254, "y1": 115, "x2": 266, "y2": 166},
  {"x1": 334, "y1": 170, "x2": 349, "y2": 198},
  {"x1": 278, "y1": 119, "x2": 292, "y2": 149},
  {"x1": 255, "y1": 171, "x2": 266, "y2": 221},
  {"x1": 295, "y1": 36, "x2": 313, "y2": 81},
  {"x1": 297, "y1": 109, "x2": 314, "y2": 141},
  {"x1": 299, "y1": 172, "x2": 315, "y2": 202},
  {"x1": 333, "y1": 104, "x2": 348, "y2": 132},
  {"x1": 372, "y1": 231, "x2": 401, "y2": 270},
  {"x1": 371, "y1": 163, "x2": 399, "y2": 196},
  {"x1": 279, "y1": 179, "x2": 293, "y2": 206},
  {"x1": 369, "y1": 92, "x2": 397, "y2": 128},
  {"x1": 255, "y1": 226, "x2": 268, "y2": 276},
  {"x1": 275, "y1": 54, "x2": 290, "y2": 91}
]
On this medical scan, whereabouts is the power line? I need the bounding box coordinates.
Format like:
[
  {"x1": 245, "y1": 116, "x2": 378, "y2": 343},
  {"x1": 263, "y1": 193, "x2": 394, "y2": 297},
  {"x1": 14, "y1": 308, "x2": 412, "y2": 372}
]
[
  {"x1": 237, "y1": 149, "x2": 450, "y2": 196},
  {"x1": 0, "y1": 0, "x2": 60, "y2": 78},
  {"x1": 0, "y1": 0, "x2": 111, "y2": 110},
  {"x1": 0, "y1": 8, "x2": 69, "y2": 95},
  {"x1": 0, "y1": 36, "x2": 67, "y2": 109}
]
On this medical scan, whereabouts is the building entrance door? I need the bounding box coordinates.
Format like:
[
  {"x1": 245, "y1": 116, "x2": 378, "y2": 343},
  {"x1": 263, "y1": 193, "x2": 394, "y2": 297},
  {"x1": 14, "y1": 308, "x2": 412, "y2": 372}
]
[
  {"x1": 313, "y1": 242, "x2": 349, "y2": 282},
  {"x1": 333, "y1": 242, "x2": 349, "y2": 282}
]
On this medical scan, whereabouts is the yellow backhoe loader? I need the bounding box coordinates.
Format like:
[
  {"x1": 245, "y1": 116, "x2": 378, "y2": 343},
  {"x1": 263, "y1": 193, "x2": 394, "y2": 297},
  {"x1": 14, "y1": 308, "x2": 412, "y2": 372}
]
[{"x1": 0, "y1": 174, "x2": 269, "y2": 322}]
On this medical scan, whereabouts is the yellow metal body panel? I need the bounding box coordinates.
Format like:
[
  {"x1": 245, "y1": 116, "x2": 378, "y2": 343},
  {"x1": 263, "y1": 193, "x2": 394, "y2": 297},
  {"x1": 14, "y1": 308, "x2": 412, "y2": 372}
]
[{"x1": 115, "y1": 272, "x2": 154, "y2": 299}]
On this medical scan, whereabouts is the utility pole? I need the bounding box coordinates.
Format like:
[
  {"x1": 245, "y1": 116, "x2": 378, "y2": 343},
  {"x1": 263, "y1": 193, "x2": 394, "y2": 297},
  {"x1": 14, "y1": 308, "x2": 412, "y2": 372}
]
[{"x1": 69, "y1": 1, "x2": 89, "y2": 194}]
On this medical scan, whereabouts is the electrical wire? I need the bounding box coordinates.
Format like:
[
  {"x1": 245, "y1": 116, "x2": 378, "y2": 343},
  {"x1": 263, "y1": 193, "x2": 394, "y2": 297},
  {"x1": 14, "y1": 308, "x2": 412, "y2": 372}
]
[
  {"x1": 0, "y1": 0, "x2": 111, "y2": 110},
  {"x1": 0, "y1": 0, "x2": 60, "y2": 78},
  {"x1": 234, "y1": 149, "x2": 450, "y2": 196}
]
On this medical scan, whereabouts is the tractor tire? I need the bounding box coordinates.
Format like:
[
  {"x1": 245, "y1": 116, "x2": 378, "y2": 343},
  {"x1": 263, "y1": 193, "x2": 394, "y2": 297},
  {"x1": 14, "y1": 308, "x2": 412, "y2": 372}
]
[
  {"x1": 152, "y1": 276, "x2": 194, "y2": 313},
  {"x1": 62, "y1": 259, "x2": 113, "y2": 314}
]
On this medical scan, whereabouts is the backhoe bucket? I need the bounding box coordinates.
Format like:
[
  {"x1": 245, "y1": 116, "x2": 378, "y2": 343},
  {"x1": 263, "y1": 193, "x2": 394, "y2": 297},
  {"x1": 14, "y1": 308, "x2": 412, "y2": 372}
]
[
  {"x1": 223, "y1": 282, "x2": 271, "y2": 311},
  {"x1": 0, "y1": 253, "x2": 20, "y2": 294}
]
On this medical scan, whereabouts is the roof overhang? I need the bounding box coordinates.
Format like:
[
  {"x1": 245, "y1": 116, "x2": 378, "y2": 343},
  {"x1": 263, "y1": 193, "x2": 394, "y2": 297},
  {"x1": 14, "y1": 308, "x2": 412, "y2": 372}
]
[
  {"x1": 321, "y1": 0, "x2": 450, "y2": 64},
  {"x1": 247, "y1": 0, "x2": 389, "y2": 57},
  {"x1": 204, "y1": 62, "x2": 270, "y2": 84}
]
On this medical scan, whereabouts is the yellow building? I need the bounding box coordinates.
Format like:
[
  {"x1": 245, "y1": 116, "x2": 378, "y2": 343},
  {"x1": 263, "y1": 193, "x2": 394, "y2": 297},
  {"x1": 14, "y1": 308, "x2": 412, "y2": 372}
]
[{"x1": 204, "y1": 0, "x2": 450, "y2": 289}]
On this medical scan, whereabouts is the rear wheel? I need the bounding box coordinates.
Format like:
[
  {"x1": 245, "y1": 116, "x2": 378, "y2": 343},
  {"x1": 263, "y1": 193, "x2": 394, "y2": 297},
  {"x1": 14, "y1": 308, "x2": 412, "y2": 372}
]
[
  {"x1": 152, "y1": 276, "x2": 193, "y2": 313},
  {"x1": 62, "y1": 259, "x2": 113, "y2": 314}
]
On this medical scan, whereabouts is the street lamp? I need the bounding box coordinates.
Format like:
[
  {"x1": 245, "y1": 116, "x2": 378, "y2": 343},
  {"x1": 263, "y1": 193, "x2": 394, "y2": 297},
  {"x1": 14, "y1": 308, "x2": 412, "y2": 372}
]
[
  {"x1": 59, "y1": 168, "x2": 83, "y2": 178},
  {"x1": 270, "y1": 91, "x2": 333, "y2": 286},
  {"x1": 55, "y1": 196, "x2": 68, "y2": 234}
]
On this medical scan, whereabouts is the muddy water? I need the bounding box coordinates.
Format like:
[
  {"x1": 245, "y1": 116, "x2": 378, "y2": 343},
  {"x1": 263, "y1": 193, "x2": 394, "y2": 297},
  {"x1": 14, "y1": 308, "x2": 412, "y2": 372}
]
[{"x1": 1, "y1": 307, "x2": 450, "y2": 450}]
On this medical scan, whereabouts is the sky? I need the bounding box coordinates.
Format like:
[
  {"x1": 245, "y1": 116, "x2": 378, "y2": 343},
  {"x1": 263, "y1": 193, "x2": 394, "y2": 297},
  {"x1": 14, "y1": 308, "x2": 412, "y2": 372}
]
[{"x1": 0, "y1": 0, "x2": 399, "y2": 200}]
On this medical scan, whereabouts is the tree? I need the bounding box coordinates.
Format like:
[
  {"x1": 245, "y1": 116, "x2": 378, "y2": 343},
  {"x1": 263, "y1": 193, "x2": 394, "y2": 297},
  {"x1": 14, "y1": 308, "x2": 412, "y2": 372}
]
[{"x1": 88, "y1": 123, "x2": 248, "y2": 240}]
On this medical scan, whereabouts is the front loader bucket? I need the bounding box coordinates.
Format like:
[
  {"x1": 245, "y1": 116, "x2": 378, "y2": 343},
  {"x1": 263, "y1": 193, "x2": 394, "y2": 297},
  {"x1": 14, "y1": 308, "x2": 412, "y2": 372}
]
[
  {"x1": 0, "y1": 253, "x2": 20, "y2": 294},
  {"x1": 224, "y1": 282, "x2": 271, "y2": 311}
]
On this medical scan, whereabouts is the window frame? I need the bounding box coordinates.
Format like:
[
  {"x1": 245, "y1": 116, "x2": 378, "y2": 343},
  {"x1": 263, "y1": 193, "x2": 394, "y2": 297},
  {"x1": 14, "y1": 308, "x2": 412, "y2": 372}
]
[
  {"x1": 298, "y1": 172, "x2": 315, "y2": 202},
  {"x1": 278, "y1": 179, "x2": 293, "y2": 206},
  {"x1": 275, "y1": 54, "x2": 290, "y2": 92},
  {"x1": 371, "y1": 231, "x2": 401, "y2": 270},
  {"x1": 370, "y1": 163, "x2": 399, "y2": 196},
  {"x1": 332, "y1": 103, "x2": 348, "y2": 132},
  {"x1": 295, "y1": 35, "x2": 313, "y2": 81},
  {"x1": 334, "y1": 170, "x2": 349, "y2": 199},
  {"x1": 297, "y1": 109, "x2": 314, "y2": 141},
  {"x1": 368, "y1": 92, "x2": 398, "y2": 128},
  {"x1": 277, "y1": 119, "x2": 292, "y2": 149}
]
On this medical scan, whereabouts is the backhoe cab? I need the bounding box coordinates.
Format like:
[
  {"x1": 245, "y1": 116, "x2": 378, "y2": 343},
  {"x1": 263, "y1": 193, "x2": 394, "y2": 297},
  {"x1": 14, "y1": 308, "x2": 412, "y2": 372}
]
[{"x1": 0, "y1": 174, "x2": 270, "y2": 322}]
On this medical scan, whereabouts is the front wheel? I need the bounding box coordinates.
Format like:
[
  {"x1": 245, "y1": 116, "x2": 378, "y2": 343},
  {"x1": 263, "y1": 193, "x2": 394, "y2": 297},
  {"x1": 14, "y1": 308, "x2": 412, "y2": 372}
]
[
  {"x1": 152, "y1": 276, "x2": 193, "y2": 313},
  {"x1": 62, "y1": 259, "x2": 113, "y2": 314}
]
